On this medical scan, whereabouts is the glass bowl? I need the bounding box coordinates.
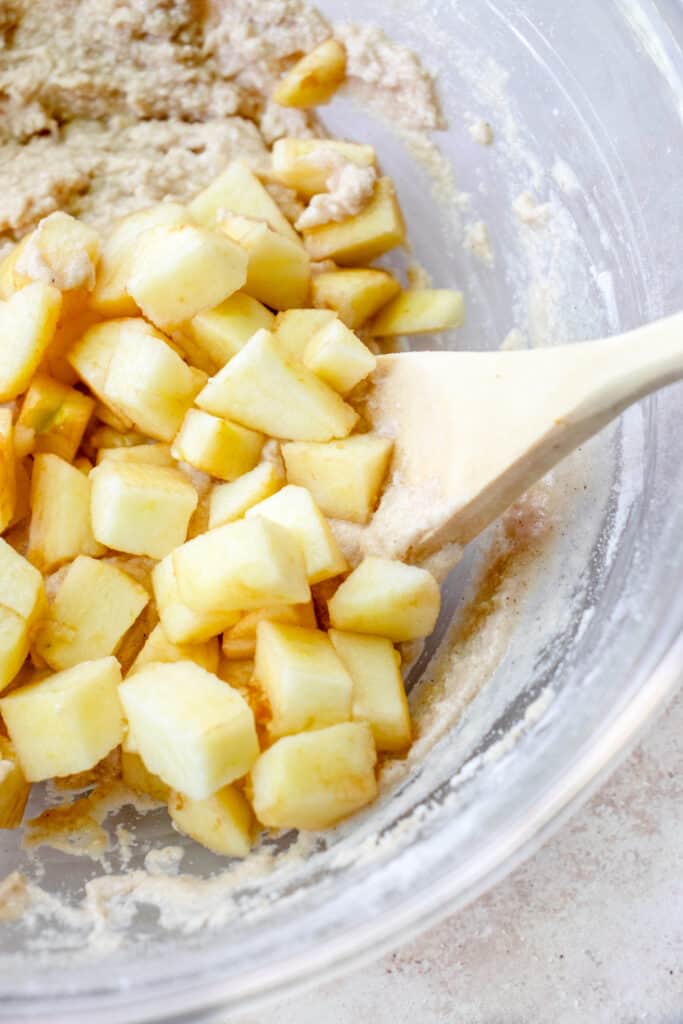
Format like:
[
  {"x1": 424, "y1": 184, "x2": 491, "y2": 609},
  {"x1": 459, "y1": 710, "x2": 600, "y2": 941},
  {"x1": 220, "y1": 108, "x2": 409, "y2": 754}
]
[{"x1": 2, "y1": 1, "x2": 682, "y2": 1021}]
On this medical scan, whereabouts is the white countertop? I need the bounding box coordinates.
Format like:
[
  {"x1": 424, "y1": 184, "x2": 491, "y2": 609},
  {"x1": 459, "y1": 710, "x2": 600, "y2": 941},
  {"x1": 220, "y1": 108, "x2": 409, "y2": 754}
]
[{"x1": 236, "y1": 690, "x2": 683, "y2": 1024}]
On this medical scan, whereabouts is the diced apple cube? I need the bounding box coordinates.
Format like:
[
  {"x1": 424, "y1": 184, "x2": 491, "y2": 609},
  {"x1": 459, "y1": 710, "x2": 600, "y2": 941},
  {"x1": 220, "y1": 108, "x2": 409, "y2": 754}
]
[
  {"x1": 173, "y1": 516, "x2": 310, "y2": 614},
  {"x1": 221, "y1": 215, "x2": 310, "y2": 311},
  {"x1": 247, "y1": 484, "x2": 346, "y2": 583},
  {"x1": 329, "y1": 630, "x2": 411, "y2": 751},
  {"x1": 371, "y1": 289, "x2": 465, "y2": 336},
  {"x1": 311, "y1": 268, "x2": 401, "y2": 329},
  {"x1": 302, "y1": 177, "x2": 406, "y2": 265},
  {"x1": 222, "y1": 602, "x2": 316, "y2": 660},
  {"x1": 271, "y1": 139, "x2": 376, "y2": 198},
  {"x1": 0, "y1": 410, "x2": 15, "y2": 533},
  {"x1": 0, "y1": 736, "x2": 30, "y2": 828},
  {"x1": 272, "y1": 39, "x2": 347, "y2": 109},
  {"x1": 172, "y1": 409, "x2": 264, "y2": 482},
  {"x1": 255, "y1": 621, "x2": 352, "y2": 738},
  {"x1": 0, "y1": 282, "x2": 61, "y2": 401},
  {"x1": 67, "y1": 319, "x2": 128, "y2": 403},
  {"x1": 121, "y1": 750, "x2": 170, "y2": 803},
  {"x1": 152, "y1": 555, "x2": 240, "y2": 645},
  {"x1": 0, "y1": 656, "x2": 123, "y2": 781},
  {"x1": 0, "y1": 611, "x2": 29, "y2": 696},
  {"x1": 119, "y1": 661, "x2": 259, "y2": 799},
  {"x1": 96, "y1": 443, "x2": 174, "y2": 467},
  {"x1": 303, "y1": 318, "x2": 375, "y2": 394},
  {"x1": 197, "y1": 329, "x2": 357, "y2": 442},
  {"x1": 209, "y1": 462, "x2": 284, "y2": 529},
  {"x1": 190, "y1": 160, "x2": 300, "y2": 243},
  {"x1": 0, "y1": 538, "x2": 46, "y2": 629},
  {"x1": 129, "y1": 622, "x2": 219, "y2": 677},
  {"x1": 328, "y1": 557, "x2": 440, "y2": 642},
  {"x1": 12, "y1": 212, "x2": 100, "y2": 294},
  {"x1": 273, "y1": 308, "x2": 336, "y2": 360},
  {"x1": 91, "y1": 202, "x2": 193, "y2": 317},
  {"x1": 249, "y1": 721, "x2": 376, "y2": 830},
  {"x1": 90, "y1": 461, "x2": 198, "y2": 559},
  {"x1": 175, "y1": 293, "x2": 275, "y2": 374},
  {"x1": 168, "y1": 784, "x2": 255, "y2": 857},
  {"x1": 18, "y1": 375, "x2": 94, "y2": 462},
  {"x1": 28, "y1": 454, "x2": 104, "y2": 573},
  {"x1": 34, "y1": 556, "x2": 149, "y2": 670},
  {"x1": 282, "y1": 435, "x2": 393, "y2": 524}
]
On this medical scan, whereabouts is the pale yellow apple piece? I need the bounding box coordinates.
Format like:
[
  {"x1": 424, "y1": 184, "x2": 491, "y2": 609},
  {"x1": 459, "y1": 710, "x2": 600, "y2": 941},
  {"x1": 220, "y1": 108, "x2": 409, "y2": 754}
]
[
  {"x1": 0, "y1": 238, "x2": 28, "y2": 299},
  {"x1": 255, "y1": 621, "x2": 352, "y2": 739},
  {"x1": 34, "y1": 556, "x2": 149, "y2": 670},
  {"x1": 173, "y1": 516, "x2": 310, "y2": 615},
  {"x1": 91, "y1": 202, "x2": 194, "y2": 317},
  {"x1": 303, "y1": 318, "x2": 375, "y2": 395},
  {"x1": 302, "y1": 178, "x2": 405, "y2": 265},
  {"x1": 28, "y1": 454, "x2": 105, "y2": 573},
  {"x1": 311, "y1": 268, "x2": 401, "y2": 329},
  {"x1": 11, "y1": 212, "x2": 100, "y2": 294},
  {"x1": 129, "y1": 622, "x2": 219, "y2": 677},
  {"x1": 67, "y1": 320, "x2": 129, "y2": 405},
  {"x1": 168, "y1": 784, "x2": 255, "y2": 857},
  {"x1": 87, "y1": 426, "x2": 149, "y2": 452},
  {"x1": 222, "y1": 601, "x2": 316, "y2": 660},
  {"x1": 282, "y1": 435, "x2": 393, "y2": 524},
  {"x1": 247, "y1": 484, "x2": 347, "y2": 584},
  {"x1": 0, "y1": 657, "x2": 123, "y2": 782},
  {"x1": 328, "y1": 557, "x2": 440, "y2": 642},
  {"x1": 249, "y1": 721, "x2": 376, "y2": 830},
  {"x1": 329, "y1": 630, "x2": 411, "y2": 752},
  {"x1": 0, "y1": 410, "x2": 15, "y2": 533},
  {"x1": 190, "y1": 160, "x2": 300, "y2": 243},
  {"x1": 8, "y1": 457, "x2": 31, "y2": 528},
  {"x1": 119, "y1": 661, "x2": 259, "y2": 799},
  {"x1": 0, "y1": 736, "x2": 30, "y2": 828},
  {"x1": 196, "y1": 329, "x2": 357, "y2": 442},
  {"x1": 272, "y1": 39, "x2": 347, "y2": 109},
  {"x1": 18, "y1": 375, "x2": 94, "y2": 462},
  {"x1": 172, "y1": 409, "x2": 264, "y2": 482},
  {"x1": 0, "y1": 282, "x2": 61, "y2": 401},
  {"x1": 40, "y1": 303, "x2": 101, "y2": 386},
  {"x1": 0, "y1": 537, "x2": 46, "y2": 630},
  {"x1": 221, "y1": 215, "x2": 310, "y2": 311},
  {"x1": 90, "y1": 460, "x2": 198, "y2": 559},
  {"x1": 209, "y1": 462, "x2": 284, "y2": 529},
  {"x1": 273, "y1": 308, "x2": 335, "y2": 360},
  {"x1": 92, "y1": 400, "x2": 133, "y2": 433},
  {"x1": 271, "y1": 139, "x2": 376, "y2": 198},
  {"x1": 121, "y1": 750, "x2": 170, "y2": 803},
  {"x1": 0, "y1": 612, "x2": 28, "y2": 696},
  {"x1": 152, "y1": 555, "x2": 241, "y2": 646},
  {"x1": 175, "y1": 293, "x2": 275, "y2": 374},
  {"x1": 96, "y1": 444, "x2": 174, "y2": 467},
  {"x1": 370, "y1": 289, "x2": 465, "y2": 336}
]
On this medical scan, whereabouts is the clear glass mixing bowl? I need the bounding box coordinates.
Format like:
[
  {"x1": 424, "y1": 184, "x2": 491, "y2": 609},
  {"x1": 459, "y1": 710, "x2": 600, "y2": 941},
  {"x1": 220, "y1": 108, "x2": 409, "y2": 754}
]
[{"x1": 2, "y1": 1, "x2": 682, "y2": 1021}]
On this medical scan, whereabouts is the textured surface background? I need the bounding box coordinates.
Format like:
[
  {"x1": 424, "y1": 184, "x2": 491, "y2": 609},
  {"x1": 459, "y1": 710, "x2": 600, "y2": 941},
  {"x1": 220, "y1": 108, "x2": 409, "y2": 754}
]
[{"x1": 235, "y1": 690, "x2": 683, "y2": 1023}]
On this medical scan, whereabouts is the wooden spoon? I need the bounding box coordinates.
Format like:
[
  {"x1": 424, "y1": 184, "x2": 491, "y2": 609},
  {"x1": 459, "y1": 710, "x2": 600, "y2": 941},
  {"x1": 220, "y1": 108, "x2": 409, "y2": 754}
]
[{"x1": 354, "y1": 312, "x2": 683, "y2": 567}]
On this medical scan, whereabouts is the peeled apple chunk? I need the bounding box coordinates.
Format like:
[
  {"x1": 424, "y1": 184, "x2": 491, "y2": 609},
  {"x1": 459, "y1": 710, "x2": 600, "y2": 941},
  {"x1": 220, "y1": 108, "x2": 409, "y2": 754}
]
[
  {"x1": 272, "y1": 38, "x2": 347, "y2": 109},
  {"x1": 270, "y1": 139, "x2": 376, "y2": 198},
  {"x1": 302, "y1": 318, "x2": 376, "y2": 395},
  {"x1": 196, "y1": 329, "x2": 358, "y2": 442},
  {"x1": 220, "y1": 215, "x2": 310, "y2": 312},
  {"x1": 191, "y1": 161, "x2": 300, "y2": 242},
  {"x1": 370, "y1": 288, "x2": 465, "y2": 336},
  {"x1": 129, "y1": 622, "x2": 219, "y2": 677},
  {"x1": 273, "y1": 308, "x2": 336, "y2": 360},
  {"x1": 209, "y1": 462, "x2": 284, "y2": 529},
  {"x1": 168, "y1": 785, "x2": 255, "y2": 857},
  {"x1": 18, "y1": 374, "x2": 94, "y2": 462},
  {"x1": 0, "y1": 539, "x2": 46, "y2": 693},
  {"x1": 249, "y1": 721, "x2": 377, "y2": 830},
  {"x1": 171, "y1": 409, "x2": 264, "y2": 482},
  {"x1": 0, "y1": 736, "x2": 30, "y2": 828},
  {"x1": 0, "y1": 657, "x2": 124, "y2": 782},
  {"x1": 301, "y1": 178, "x2": 406, "y2": 266},
  {"x1": 0, "y1": 282, "x2": 61, "y2": 401},
  {"x1": 152, "y1": 554, "x2": 240, "y2": 646},
  {"x1": 328, "y1": 557, "x2": 441, "y2": 642},
  {"x1": 310, "y1": 268, "x2": 401, "y2": 330},
  {"x1": 119, "y1": 661, "x2": 259, "y2": 800},
  {"x1": 176, "y1": 293, "x2": 275, "y2": 374},
  {"x1": 121, "y1": 750, "x2": 170, "y2": 803},
  {"x1": 28, "y1": 453, "x2": 105, "y2": 572},
  {"x1": 172, "y1": 516, "x2": 310, "y2": 615}
]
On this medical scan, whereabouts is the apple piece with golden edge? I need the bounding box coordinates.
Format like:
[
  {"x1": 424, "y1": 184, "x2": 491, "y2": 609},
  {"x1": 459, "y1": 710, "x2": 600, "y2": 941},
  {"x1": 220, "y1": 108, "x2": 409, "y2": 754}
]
[
  {"x1": 119, "y1": 661, "x2": 259, "y2": 800},
  {"x1": 121, "y1": 750, "x2": 170, "y2": 803},
  {"x1": 96, "y1": 444, "x2": 174, "y2": 467},
  {"x1": 273, "y1": 308, "x2": 336, "y2": 360},
  {"x1": 272, "y1": 39, "x2": 347, "y2": 109},
  {"x1": 152, "y1": 555, "x2": 241, "y2": 646},
  {"x1": 91, "y1": 202, "x2": 193, "y2": 317},
  {"x1": 196, "y1": 329, "x2": 357, "y2": 442},
  {"x1": 220, "y1": 215, "x2": 310, "y2": 312},
  {"x1": 370, "y1": 288, "x2": 465, "y2": 336},
  {"x1": 311, "y1": 268, "x2": 401, "y2": 329},
  {"x1": 249, "y1": 721, "x2": 376, "y2": 830},
  {"x1": 28, "y1": 454, "x2": 105, "y2": 573},
  {"x1": 282, "y1": 434, "x2": 393, "y2": 524},
  {"x1": 168, "y1": 785, "x2": 255, "y2": 857},
  {"x1": 0, "y1": 410, "x2": 15, "y2": 533},
  {"x1": 0, "y1": 657, "x2": 123, "y2": 782},
  {"x1": 0, "y1": 283, "x2": 61, "y2": 401},
  {"x1": 0, "y1": 736, "x2": 30, "y2": 828},
  {"x1": 34, "y1": 556, "x2": 149, "y2": 671},
  {"x1": 329, "y1": 630, "x2": 411, "y2": 752},
  {"x1": 222, "y1": 601, "x2": 316, "y2": 660},
  {"x1": 209, "y1": 462, "x2": 284, "y2": 530},
  {"x1": 90, "y1": 461, "x2": 198, "y2": 560},
  {"x1": 190, "y1": 160, "x2": 300, "y2": 243},
  {"x1": 302, "y1": 178, "x2": 406, "y2": 266},
  {"x1": 0, "y1": 536, "x2": 46, "y2": 693},
  {"x1": 175, "y1": 293, "x2": 275, "y2": 374},
  {"x1": 172, "y1": 409, "x2": 264, "y2": 482},
  {"x1": 18, "y1": 375, "x2": 94, "y2": 463},
  {"x1": 328, "y1": 557, "x2": 440, "y2": 642},
  {"x1": 271, "y1": 139, "x2": 376, "y2": 198},
  {"x1": 303, "y1": 318, "x2": 376, "y2": 395},
  {"x1": 9, "y1": 458, "x2": 31, "y2": 528},
  {"x1": 87, "y1": 426, "x2": 150, "y2": 452}
]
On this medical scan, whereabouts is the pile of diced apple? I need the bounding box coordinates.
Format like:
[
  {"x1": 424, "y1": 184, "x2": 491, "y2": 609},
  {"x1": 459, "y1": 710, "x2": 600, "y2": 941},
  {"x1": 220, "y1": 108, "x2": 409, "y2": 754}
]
[{"x1": 0, "y1": 43, "x2": 464, "y2": 856}]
